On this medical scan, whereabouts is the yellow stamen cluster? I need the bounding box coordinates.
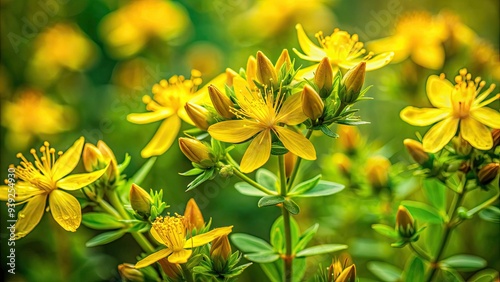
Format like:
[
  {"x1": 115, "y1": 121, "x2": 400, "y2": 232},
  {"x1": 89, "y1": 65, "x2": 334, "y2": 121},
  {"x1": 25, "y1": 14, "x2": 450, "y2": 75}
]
[
  {"x1": 315, "y1": 29, "x2": 370, "y2": 64},
  {"x1": 231, "y1": 90, "x2": 285, "y2": 128},
  {"x1": 152, "y1": 215, "x2": 187, "y2": 251}
]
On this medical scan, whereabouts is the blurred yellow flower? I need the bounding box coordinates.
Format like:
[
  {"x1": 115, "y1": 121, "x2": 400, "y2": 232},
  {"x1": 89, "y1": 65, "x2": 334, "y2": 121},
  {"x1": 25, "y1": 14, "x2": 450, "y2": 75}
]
[
  {"x1": 401, "y1": 69, "x2": 500, "y2": 152},
  {"x1": 208, "y1": 76, "x2": 316, "y2": 173},
  {"x1": 367, "y1": 12, "x2": 448, "y2": 70},
  {"x1": 127, "y1": 71, "x2": 203, "y2": 158},
  {"x1": 0, "y1": 137, "x2": 107, "y2": 239},
  {"x1": 135, "y1": 215, "x2": 232, "y2": 267},
  {"x1": 293, "y1": 24, "x2": 393, "y2": 78},
  {"x1": 99, "y1": 0, "x2": 190, "y2": 58},
  {"x1": 27, "y1": 23, "x2": 97, "y2": 85},
  {"x1": 470, "y1": 40, "x2": 500, "y2": 81},
  {"x1": 1, "y1": 89, "x2": 75, "y2": 149},
  {"x1": 365, "y1": 156, "x2": 391, "y2": 189}
]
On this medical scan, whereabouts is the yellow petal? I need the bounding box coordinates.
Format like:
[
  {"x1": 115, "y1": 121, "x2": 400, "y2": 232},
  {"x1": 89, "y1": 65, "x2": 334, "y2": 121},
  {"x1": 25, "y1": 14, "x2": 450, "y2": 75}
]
[
  {"x1": 208, "y1": 120, "x2": 263, "y2": 143},
  {"x1": 460, "y1": 117, "x2": 493, "y2": 150},
  {"x1": 168, "y1": 249, "x2": 193, "y2": 264},
  {"x1": 276, "y1": 93, "x2": 307, "y2": 125},
  {"x1": 294, "y1": 24, "x2": 326, "y2": 61},
  {"x1": 400, "y1": 107, "x2": 450, "y2": 126},
  {"x1": 411, "y1": 44, "x2": 445, "y2": 70},
  {"x1": 294, "y1": 64, "x2": 323, "y2": 80},
  {"x1": 183, "y1": 226, "x2": 233, "y2": 249},
  {"x1": 426, "y1": 75, "x2": 453, "y2": 108},
  {"x1": 422, "y1": 117, "x2": 459, "y2": 153},
  {"x1": 141, "y1": 116, "x2": 181, "y2": 158},
  {"x1": 49, "y1": 189, "x2": 82, "y2": 232},
  {"x1": 339, "y1": 52, "x2": 394, "y2": 71},
  {"x1": 0, "y1": 182, "x2": 43, "y2": 201},
  {"x1": 366, "y1": 36, "x2": 410, "y2": 63},
  {"x1": 57, "y1": 165, "x2": 108, "y2": 190},
  {"x1": 127, "y1": 109, "x2": 173, "y2": 124},
  {"x1": 52, "y1": 137, "x2": 84, "y2": 181},
  {"x1": 274, "y1": 126, "x2": 316, "y2": 160},
  {"x1": 240, "y1": 130, "x2": 272, "y2": 173},
  {"x1": 135, "y1": 249, "x2": 173, "y2": 269},
  {"x1": 151, "y1": 226, "x2": 166, "y2": 245},
  {"x1": 15, "y1": 194, "x2": 47, "y2": 239},
  {"x1": 471, "y1": 107, "x2": 500, "y2": 129}
]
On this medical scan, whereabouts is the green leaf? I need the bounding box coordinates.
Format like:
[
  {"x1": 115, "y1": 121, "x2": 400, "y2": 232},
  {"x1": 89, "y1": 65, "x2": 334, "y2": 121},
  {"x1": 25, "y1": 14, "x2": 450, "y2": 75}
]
[
  {"x1": 423, "y1": 178, "x2": 447, "y2": 212},
  {"x1": 367, "y1": 261, "x2": 403, "y2": 282},
  {"x1": 289, "y1": 174, "x2": 322, "y2": 195},
  {"x1": 271, "y1": 143, "x2": 289, "y2": 155},
  {"x1": 372, "y1": 224, "x2": 399, "y2": 239},
  {"x1": 259, "y1": 195, "x2": 285, "y2": 207},
  {"x1": 335, "y1": 119, "x2": 370, "y2": 126},
  {"x1": 320, "y1": 125, "x2": 339, "y2": 138},
  {"x1": 82, "y1": 213, "x2": 124, "y2": 230},
  {"x1": 244, "y1": 252, "x2": 280, "y2": 263},
  {"x1": 293, "y1": 223, "x2": 319, "y2": 254},
  {"x1": 117, "y1": 153, "x2": 131, "y2": 173},
  {"x1": 85, "y1": 230, "x2": 126, "y2": 247},
  {"x1": 179, "y1": 168, "x2": 204, "y2": 176},
  {"x1": 231, "y1": 233, "x2": 273, "y2": 253},
  {"x1": 479, "y1": 206, "x2": 500, "y2": 223},
  {"x1": 234, "y1": 182, "x2": 269, "y2": 197},
  {"x1": 260, "y1": 262, "x2": 281, "y2": 282},
  {"x1": 292, "y1": 258, "x2": 307, "y2": 282},
  {"x1": 437, "y1": 268, "x2": 465, "y2": 282},
  {"x1": 440, "y1": 254, "x2": 487, "y2": 271},
  {"x1": 468, "y1": 269, "x2": 499, "y2": 282},
  {"x1": 295, "y1": 244, "x2": 347, "y2": 257},
  {"x1": 402, "y1": 200, "x2": 445, "y2": 224},
  {"x1": 292, "y1": 180, "x2": 344, "y2": 197},
  {"x1": 123, "y1": 157, "x2": 157, "y2": 190},
  {"x1": 256, "y1": 169, "x2": 278, "y2": 191},
  {"x1": 270, "y1": 216, "x2": 299, "y2": 253},
  {"x1": 283, "y1": 199, "x2": 300, "y2": 215},
  {"x1": 186, "y1": 168, "x2": 215, "y2": 191},
  {"x1": 404, "y1": 256, "x2": 425, "y2": 282}
]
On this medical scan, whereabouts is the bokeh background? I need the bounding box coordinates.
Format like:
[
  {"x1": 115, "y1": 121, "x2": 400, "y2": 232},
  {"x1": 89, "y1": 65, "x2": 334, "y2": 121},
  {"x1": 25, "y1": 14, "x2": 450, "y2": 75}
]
[{"x1": 0, "y1": 0, "x2": 499, "y2": 281}]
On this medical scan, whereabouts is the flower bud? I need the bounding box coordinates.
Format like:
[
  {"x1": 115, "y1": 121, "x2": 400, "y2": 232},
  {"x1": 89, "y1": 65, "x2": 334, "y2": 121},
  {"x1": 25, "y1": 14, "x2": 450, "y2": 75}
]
[
  {"x1": 246, "y1": 56, "x2": 257, "y2": 89},
  {"x1": 284, "y1": 152, "x2": 297, "y2": 178},
  {"x1": 225, "y1": 68, "x2": 238, "y2": 87},
  {"x1": 130, "y1": 184, "x2": 152, "y2": 217},
  {"x1": 332, "y1": 153, "x2": 351, "y2": 176},
  {"x1": 478, "y1": 163, "x2": 499, "y2": 185},
  {"x1": 341, "y1": 62, "x2": 366, "y2": 104},
  {"x1": 336, "y1": 264, "x2": 356, "y2": 282},
  {"x1": 83, "y1": 143, "x2": 104, "y2": 172},
  {"x1": 314, "y1": 57, "x2": 334, "y2": 98},
  {"x1": 365, "y1": 156, "x2": 391, "y2": 190},
  {"x1": 256, "y1": 51, "x2": 278, "y2": 88},
  {"x1": 403, "y1": 139, "x2": 429, "y2": 165},
  {"x1": 118, "y1": 263, "x2": 144, "y2": 282},
  {"x1": 452, "y1": 135, "x2": 472, "y2": 156},
  {"x1": 184, "y1": 102, "x2": 211, "y2": 130},
  {"x1": 219, "y1": 165, "x2": 234, "y2": 178},
  {"x1": 184, "y1": 198, "x2": 205, "y2": 231},
  {"x1": 301, "y1": 85, "x2": 324, "y2": 120},
  {"x1": 338, "y1": 125, "x2": 360, "y2": 153},
  {"x1": 210, "y1": 234, "x2": 231, "y2": 263},
  {"x1": 209, "y1": 85, "x2": 234, "y2": 119},
  {"x1": 396, "y1": 205, "x2": 416, "y2": 238},
  {"x1": 98, "y1": 140, "x2": 119, "y2": 182},
  {"x1": 275, "y1": 49, "x2": 292, "y2": 74},
  {"x1": 158, "y1": 258, "x2": 182, "y2": 280},
  {"x1": 492, "y1": 129, "x2": 500, "y2": 148},
  {"x1": 178, "y1": 138, "x2": 212, "y2": 166}
]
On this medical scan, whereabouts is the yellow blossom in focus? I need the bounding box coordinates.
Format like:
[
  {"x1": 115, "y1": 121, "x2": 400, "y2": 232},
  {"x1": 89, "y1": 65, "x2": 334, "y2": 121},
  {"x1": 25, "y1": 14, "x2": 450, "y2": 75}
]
[
  {"x1": 367, "y1": 12, "x2": 448, "y2": 70},
  {"x1": 127, "y1": 71, "x2": 203, "y2": 158},
  {"x1": 99, "y1": 0, "x2": 190, "y2": 58},
  {"x1": 0, "y1": 137, "x2": 107, "y2": 239},
  {"x1": 401, "y1": 69, "x2": 500, "y2": 153},
  {"x1": 1, "y1": 89, "x2": 75, "y2": 149},
  {"x1": 208, "y1": 76, "x2": 316, "y2": 173},
  {"x1": 293, "y1": 24, "x2": 394, "y2": 78},
  {"x1": 27, "y1": 23, "x2": 97, "y2": 85},
  {"x1": 135, "y1": 215, "x2": 232, "y2": 267}
]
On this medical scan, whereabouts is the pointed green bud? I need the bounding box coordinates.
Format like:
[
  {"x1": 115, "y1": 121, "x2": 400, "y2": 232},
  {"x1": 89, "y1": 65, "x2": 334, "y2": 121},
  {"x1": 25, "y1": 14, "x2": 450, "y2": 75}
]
[
  {"x1": 341, "y1": 62, "x2": 366, "y2": 104},
  {"x1": 314, "y1": 57, "x2": 334, "y2": 98},
  {"x1": 209, "y1": 85, "x2": 234, "y2": 119},
  {"x1": 301, "y1": 85, "x2": 324, "y2": 120}
]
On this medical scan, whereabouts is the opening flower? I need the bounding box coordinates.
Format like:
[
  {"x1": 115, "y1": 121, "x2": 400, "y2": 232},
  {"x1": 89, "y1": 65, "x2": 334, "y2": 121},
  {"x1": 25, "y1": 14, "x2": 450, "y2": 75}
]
[
  {"x1": 208, "y1": 76, "x2": 316, "y2": 173},
  {"x1": 0, "y1": 137, "x2": 107, "y2": 239},
  {"x1": 401, "y1": 69, "x2": 500, "y2": 153},
  {"x1": 127, "y1": 71, "x2": 203, "y2": 158},
  {"x1": 293, "y1": 24, "x2": 393, "y2": 78},
  {"x1": 135, "y1": 215, "x2": 232, "y2": 267}
]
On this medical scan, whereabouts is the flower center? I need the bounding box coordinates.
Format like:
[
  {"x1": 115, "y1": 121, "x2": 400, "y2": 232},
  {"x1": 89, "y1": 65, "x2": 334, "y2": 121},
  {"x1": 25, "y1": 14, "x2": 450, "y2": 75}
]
[
  {"x1": 315, "y1": 29, "x2": 367, "y2": 64},
  {"x1": 232, "y1": 88, "x2": 283, "y2": 128},
  {"x1": 152, "y1": 215, "x2": 187, "y2": 251},
  {"x1": 451, "y1": 69, "x2": 484, "y2": 119}
]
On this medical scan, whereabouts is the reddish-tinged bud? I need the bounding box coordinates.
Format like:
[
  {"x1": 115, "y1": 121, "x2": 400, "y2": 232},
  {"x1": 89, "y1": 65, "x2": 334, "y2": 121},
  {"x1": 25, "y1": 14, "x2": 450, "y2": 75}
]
[
  {"x1": 184, "y1": 198, "x2": 205, "y2": 231},
  {"x1": 396, "y1": 205, "x2": 416, "y2": 238},
  {"x1": 185, "y1": 103, "x2": 211, "y2": 130},
  {"x1": 404, "y1": 139, "x2": 430, "y2": 165},
  {"x1": 178, "y1": 137, "x2": 212, "y2": 166},
  {"x1": 478, "y1": 163, "x2": 499, "y2": 185},
  {"x1": 118, "y1": 263, "x2": 144, "y2": 282}
]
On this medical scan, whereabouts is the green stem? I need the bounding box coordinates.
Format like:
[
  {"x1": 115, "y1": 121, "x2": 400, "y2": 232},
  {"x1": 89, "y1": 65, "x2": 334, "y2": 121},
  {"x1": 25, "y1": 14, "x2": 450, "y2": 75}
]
[
  {"x1": 279, "y1": 155, "x2": 293, "y2": 282},
  {"x1": 409, "y1": 242, "x2": 432, "y2": 262},
  {"x1": 287, "y1": 129, "x2": 313, "y2": 188},
  {"x1": 232, "y1": 168, "x2": 275, "y2": 195},
  {"x1": 97, "y1": 198, "x2": 121, "y2": 219},
  {"x1": 181, "y1": 263, "x2": 194, "y2": 282},
  {"x1": 225, "y1": 153, "x2": 240, "y2": 169},
  {"x1": 466, "y1": 188, "x2": 500, "y2": 218}
]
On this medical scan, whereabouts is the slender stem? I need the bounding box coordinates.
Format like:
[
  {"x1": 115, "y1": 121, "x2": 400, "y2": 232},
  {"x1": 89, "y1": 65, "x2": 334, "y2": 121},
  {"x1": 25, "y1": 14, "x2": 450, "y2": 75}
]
[
  {"x1": 181, "y1": 263, "x2": 194, "y2": 282},
  {"x1": 279, "y1": 155, "x2": 293, "y2": 282},
  {"x1": 107, "y1": 191, "x2": 129, "y2": 219},
  {"x1": 287, "y1": 129, "x2": 313, "y2": 188},
  {"x1": 466, "y1": 188, "x2": 500, "y2": 217},
  {"x1": 225, "y1": 153, "x2": 240, "y2": 169},
  {"x1": 232, "y1": 168, "x2": 275, "y2": 195},
  {"x1": 97, "y1": 198, "x2": 121, "y2": 219},
  {"x1": 409, "y1": 242, "x2": 432, "y2": 262},
  {"x1": 131, "y1": 232, "x2": 155, "y2": 253}
]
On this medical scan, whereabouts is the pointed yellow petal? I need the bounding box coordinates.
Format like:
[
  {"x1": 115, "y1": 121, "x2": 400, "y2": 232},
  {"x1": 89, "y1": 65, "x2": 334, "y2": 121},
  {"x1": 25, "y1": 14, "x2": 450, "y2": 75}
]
[
  {"x1": 168, "y1": 249, "x2": 192, "y2": 264},
  {"x1": 141, "y1": 116, "x2": 181, "y2": 158},
  {"x1": 135, "y1": 249, "x2": 173, "y2": 269},
  {"x1": 426, "y1": 75, "x2": 453, "y2": 108},
  {"x1": 366, "y1": 36, "x2": 410, "y2": 63},
  {"x1": 460, "y1": 117, "x2": 493, "y2": 150},
  {"x1": 339, "y1": 52, "x2": 394, "y2": 71},
  {"x1": 151, "y1": 226, "x2": 166, "y2": 245},
  {"x1": 422, "y1": 117, "x2": 459, "y2": 153},
  {"x1": 471, "y1": 107, "x2": 500, "y2": 129},
  {"x1": 0, "y1": 182, "x2": 44, "y2": 201},
  {"x1": 274, "y1": 127, "x2": 316, "y2": 160},
  {"x1": 400, "y1": 107, "x2": 450, "y2": 126},
  {"x1": 183, "y1": 226, "x2": 233, "y2": 249},
  {"x1": 411, "y1": 44, "x2": 445, "y2": 70},
  {"x1": 295, "y1": 64, "x2": 329, "y2": 80},
  {"x1": 57, "y1": 165, "x2": 108, "y2": 190},
  {"x1": 52, "y1": 137, "x2": 84, "y2": 181},
  {"x1": 127, "y1": 109, "x2": 173, "y2": 124},
  {"x1": 240, "y1": 131, "x2": 272, "y2": 173},
  {"x1": 276, "y1": 93, "x2": 307, "y2": 125},
  {"x1": 208, "y1": 120, "x2": 262, "y2": 143},
  {"x1": 15, "y1": 194, "x2": 47, "y2": 239},
  {"x1": 49, "y1": 190, "x2": 81, "y2": 232},
  {"x1": 294, "y1": 24, "x2": 326, "y2": 60}
]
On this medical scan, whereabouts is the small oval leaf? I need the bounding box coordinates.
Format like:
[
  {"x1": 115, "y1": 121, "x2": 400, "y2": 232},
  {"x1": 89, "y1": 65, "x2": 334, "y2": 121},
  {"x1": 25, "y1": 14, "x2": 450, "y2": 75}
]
[
  {"x1": 295, "y1": 244, "x2": 347, "y2": 257},
  {"x1": 85, "y1": 230, "x2": 126, "y2": 247},
  {"x1": 231, "y1": 233, "x2": 273, "y2": 253},
  {"x1": 245, "y1": 252, "x2": 280, "y2": 263},
  {"x1": 292, "y1": 180, "x2": 344, "y2": 198},
  {"x1": 440, "y1": 254, "x2": 487, "y2": 272},
  {"x1": 235, "y1": 182, "x2": 268, "y2": 197},
  {"x1": 259, "y1": 195, "x2": 286, "y2": 207}
]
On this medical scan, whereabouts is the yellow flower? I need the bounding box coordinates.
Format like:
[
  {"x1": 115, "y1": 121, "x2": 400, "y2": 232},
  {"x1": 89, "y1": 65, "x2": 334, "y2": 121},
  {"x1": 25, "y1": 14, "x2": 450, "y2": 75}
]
[
  {"x1": 135, "y1": 215, "x2": 232, "y2": 267},
  {"x1": 127, "y1": 71, "x2": 203, "y2": 158},
  {"x1": 401, "y1": 69, "x2": 500, "y2": 153},
  {"x1": 293, "y1": 24, "x2": 393, "y2": 78},
  {"x1": 208, "y1": 77, "x2": 316, "y2": 173},
  {"x1": 0, "y1": 137, "x2": 107, "y2": 239},
  {"x1": 367, "y1": 12, "x2": 448, "y2": 70}
]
